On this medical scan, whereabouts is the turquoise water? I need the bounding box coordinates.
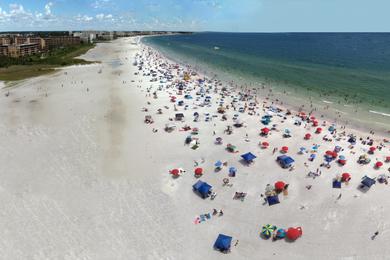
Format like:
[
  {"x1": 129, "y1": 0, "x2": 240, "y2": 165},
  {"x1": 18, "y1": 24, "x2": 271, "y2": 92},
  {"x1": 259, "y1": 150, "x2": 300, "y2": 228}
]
[{"x1": 143, "y1": 33, "x2": 390, "y2": 132}]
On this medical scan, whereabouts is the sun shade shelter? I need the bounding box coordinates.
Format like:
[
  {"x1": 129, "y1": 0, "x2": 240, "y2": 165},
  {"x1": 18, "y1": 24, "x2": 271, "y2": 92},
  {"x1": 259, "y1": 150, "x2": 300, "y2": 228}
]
[
  {"x1": 214, "y1": 234, "x2": 232, "y2": 252},
  {"x1": 267, "y1": 195, "x2": 280, "y2": 206},
  {"x1": 333, "y1": 179, "x2": 342, "y2": 188},
  {"x1": 277, "y1": 155, "x2": 295, "y2": 168},
  {"x1": 175, "y1": 113, "x2": 184, "y2": 121},
  {"x1": 361, "y1": 176, "x2": 376, "y2": 188},
  {"x1": 193, "y1": 180, "x2": 212, "y2": 198},
  {"x1": 241, "y1": 152, "x2": 257, "y2": 163}
]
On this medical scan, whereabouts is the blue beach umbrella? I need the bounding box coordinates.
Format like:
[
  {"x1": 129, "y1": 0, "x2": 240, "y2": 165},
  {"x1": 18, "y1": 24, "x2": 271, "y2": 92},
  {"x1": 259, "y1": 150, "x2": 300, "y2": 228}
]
[
  {"x1": 215, "y1": 160, "x2": 223, "y2": 168},
  {"x1": 339, "y1": 155, "x2": 346, "y2": 160},
  {"x1": 299, "y1": 147, "x2": 306, "y2": 153}
]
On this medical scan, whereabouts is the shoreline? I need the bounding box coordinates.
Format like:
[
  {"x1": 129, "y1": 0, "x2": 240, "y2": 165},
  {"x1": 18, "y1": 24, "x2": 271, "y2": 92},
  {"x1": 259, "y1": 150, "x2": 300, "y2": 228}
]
[{"x1": 142, "y1": 39, "x2": 389, "y2": 139}]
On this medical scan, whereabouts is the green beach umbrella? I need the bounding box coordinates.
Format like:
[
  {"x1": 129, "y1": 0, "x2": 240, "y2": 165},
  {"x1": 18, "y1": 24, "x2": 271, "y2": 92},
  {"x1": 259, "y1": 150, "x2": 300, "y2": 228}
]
[{"x1": 261, "y1": 224, "x2": 277, "y2": 239}]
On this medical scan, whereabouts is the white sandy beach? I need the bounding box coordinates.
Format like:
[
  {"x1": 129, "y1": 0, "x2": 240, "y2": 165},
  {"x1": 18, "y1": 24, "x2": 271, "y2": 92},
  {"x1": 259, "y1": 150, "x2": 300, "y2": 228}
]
[{"x1": 0, "y1": 37, "x2": 389, "y2": 259}]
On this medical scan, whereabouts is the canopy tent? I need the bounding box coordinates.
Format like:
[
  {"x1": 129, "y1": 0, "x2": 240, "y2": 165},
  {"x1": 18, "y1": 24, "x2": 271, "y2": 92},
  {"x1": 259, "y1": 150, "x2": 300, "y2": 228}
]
[
  {"x1": 214, "y1": 234, "x2": 232, "y2": 252},
  {"x1": 241, "y1": 152, "x2": 257, "y2": 163},
  {"x1": 267, "y1": 195, "x2": 280, "y2": 206},
  {"x1": 277, "y1": 155, "x2": 295, "y2": 168},
  {"x1": 361, "y1": 176, "x2": 376, "y2": 188},
  {"x1": 193, "y1": 180, "x2": 212, "y2": 198},
  {"x1": 333, "y1": 179, "x2": 342, "y2": 189}
]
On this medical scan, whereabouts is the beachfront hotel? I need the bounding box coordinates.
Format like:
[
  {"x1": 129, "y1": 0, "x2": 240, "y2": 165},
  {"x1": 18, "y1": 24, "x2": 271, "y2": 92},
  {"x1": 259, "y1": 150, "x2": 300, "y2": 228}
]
[{"x1": 0, "y1": 35, "x2": 81, "y2": 58}]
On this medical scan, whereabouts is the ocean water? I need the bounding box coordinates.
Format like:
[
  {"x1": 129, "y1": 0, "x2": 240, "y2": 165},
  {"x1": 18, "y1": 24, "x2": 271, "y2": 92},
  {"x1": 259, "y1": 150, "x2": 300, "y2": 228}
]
[{"x1": 143, "y1": 33, "x2": 390, "y2": 132}]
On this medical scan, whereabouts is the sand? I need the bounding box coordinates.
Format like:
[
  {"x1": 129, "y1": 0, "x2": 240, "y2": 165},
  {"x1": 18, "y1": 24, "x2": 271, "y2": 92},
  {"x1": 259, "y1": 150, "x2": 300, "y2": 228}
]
[{"x1": 0, "y1": 37, "x2": 389, "y2": 259}]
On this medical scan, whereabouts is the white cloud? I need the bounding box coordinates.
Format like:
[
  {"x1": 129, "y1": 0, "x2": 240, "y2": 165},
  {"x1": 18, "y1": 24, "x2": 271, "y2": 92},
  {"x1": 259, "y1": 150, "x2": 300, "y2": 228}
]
[
  {"x1": 96, "y1": 13, "x2": 113, "y2": 21},
  {"x1": 91, "y1": 0, "x2": 111, "y2": 9},
  {"x1": 45, "y1": 2, "x2": 53, "y2": 16},
  {"x1": 77, "y1": 14, "x2": 93, "y2": 22}
]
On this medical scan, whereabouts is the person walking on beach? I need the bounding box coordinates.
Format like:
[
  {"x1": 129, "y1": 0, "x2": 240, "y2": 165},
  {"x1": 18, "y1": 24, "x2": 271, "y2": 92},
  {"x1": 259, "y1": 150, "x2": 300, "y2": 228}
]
[{"x1": 371, "y1": 231, "x2": 379, "y2": 240}]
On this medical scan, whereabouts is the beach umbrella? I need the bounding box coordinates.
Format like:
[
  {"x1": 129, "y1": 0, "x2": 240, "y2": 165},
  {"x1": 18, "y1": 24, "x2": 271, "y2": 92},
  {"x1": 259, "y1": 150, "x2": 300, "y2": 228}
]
[
  {"x1": 328, "y1": 125, "x2": 335, "y2": 132},
  {"x1": 276, "y1": 228, "x2": 287, "y2": 239},
  {"x1": 170, "y1": 169, "x2": 180, "y2": 176},
  {"x1": 286, "y1": 227, "x2": 302, "y2": 241},
  {"x1": 284, "y1": 128, "x2": 291, "y2": 134},
  {"x1": 369, "y1": 146, "x2": 376, "y2": 153},
  {"x1": 261, "y1": 224, "x2": 277, "y2": 239},
  {"x1": 299, "y1": 147, "x2": 306, "y2": 154},
  {"x1": 261, "y1": 127, "x2": 270, "y2": 135},
  {"x1": 339, "y1": 155, "x2": 346, "y2": 160},
  {"x1": 304, "y1": 133, "x2": 311, "y2": 140},
  {"x1": 386, "y1": 156, "x2": 390, "y2": 162},
  {"x1": 229, "y1": 166, "x2": 237, "y2": 175},
  {"x1": 375, "y1": 161, "x2": 383, "y2": 168},
  {"x1": 342, "y1": 173, "x2": 351, "y2": 182},
  {"x1": 316, "y1": 127, "x2": 322, "y2": 134},
  {"x1": 281, "y1": 146, "x2": 289, "y2": 153},
  {"x1": 215, "y1": 160, "x2": 223, "y2": 168},
  {"x1": 312, "y1": 120, "x2": 319, "y2": 127},
  {"x1": 261, "y1": 141, "x2": 269, "y2": 148},
  {"x1": 274, "y1": 181, "x2": 286, "y2": 191},
  {"x1": 194, "y1": 167, "x2": 203, "y2": 175},
  {"x1": 215, "y1": 137, "x2": 223, "y2": 144}
]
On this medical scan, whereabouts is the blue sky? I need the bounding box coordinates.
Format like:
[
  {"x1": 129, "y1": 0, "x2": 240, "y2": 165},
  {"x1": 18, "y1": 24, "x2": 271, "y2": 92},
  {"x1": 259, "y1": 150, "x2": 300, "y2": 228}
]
[{"x1": 0, "y1": 0, "x2": 389, "y2": 32}]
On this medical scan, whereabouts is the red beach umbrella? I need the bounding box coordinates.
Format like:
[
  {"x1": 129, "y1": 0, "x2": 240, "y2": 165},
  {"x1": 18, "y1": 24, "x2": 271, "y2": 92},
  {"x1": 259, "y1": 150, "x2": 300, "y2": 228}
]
[
  {"x1": 386, "y1": 156, "x2": 390, "y2": 162},
  {"x1": 341, "y1": 173, "x2": 351, "y2": 182},
  {"x1": 281, "y1": 146, "x2": 289, "y2": 153},
  {"x1": 262, "y1": 141, "x2": 269, "y2": 148},
  {"x1": 325, "y1": 150, "x2": 333, "y2": 156},
  {"x1": 375, "y1": 161, "x2": 383, "y2": 168},
  {"x1": 194, "y1": 167, "x2": 203, "y2": 175},
  {"x1": 316, "y1": 127, "x2": 322, "y2": 134},
  {"x1": 286, "y1": 227, "x2": 302, "y2": 241},
  {"x1": 261, "y1": 127, "x2": 270, "y2": 135},
  {"x1": 274, "y1": 181, "x2": 286, "y2": 191},
  {"x1": 170, "y1": 169, "x2": 180, "y2": 176},
  {"x1": 313, "y1": 120, "x2": 319, "y2": 127},
  {"x1": 304, "y1": 133, "x2": 311, "y2": 140}
]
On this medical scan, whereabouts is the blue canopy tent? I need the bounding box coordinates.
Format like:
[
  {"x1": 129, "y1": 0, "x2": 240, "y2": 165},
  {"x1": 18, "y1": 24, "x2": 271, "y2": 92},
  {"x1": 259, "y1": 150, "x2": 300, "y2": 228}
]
[
  {"x1": 267, "y1": 195, "x2": 280, "y2": 206},
  {"x1": 361, "y1": 176, "x2": 376, "y2": 188},
  {"x1": 333, "y1": 179, "x2": 342, "y2": 188},
  {"x1": 193, "y1": 180, "x2": 212, "y2": 198},
  {"x1": 214, "y1": 234, "x2": 232, "y2": 252},
  {"x1": 241, "y1": 152, "x2": 257, "y2": 163},
  {"x1": 277, "y1": 155, "x2": 295, "y2": 168}
]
